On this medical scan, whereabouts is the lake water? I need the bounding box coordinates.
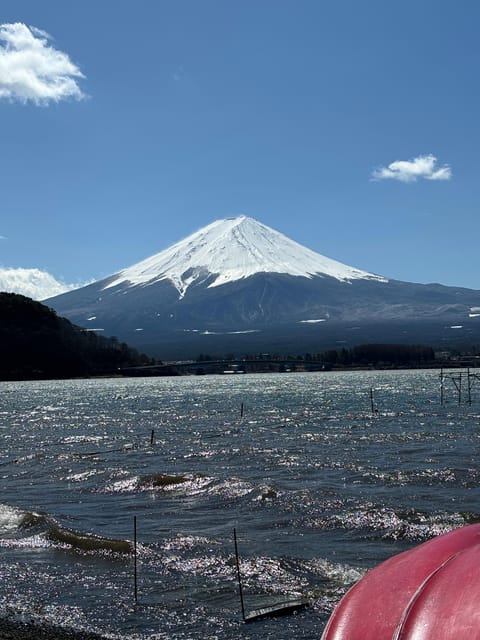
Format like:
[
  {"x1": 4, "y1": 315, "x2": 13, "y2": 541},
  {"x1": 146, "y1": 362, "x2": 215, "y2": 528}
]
[{"x1": 0, "y1": 370, "x2": 479, "y2": 639}]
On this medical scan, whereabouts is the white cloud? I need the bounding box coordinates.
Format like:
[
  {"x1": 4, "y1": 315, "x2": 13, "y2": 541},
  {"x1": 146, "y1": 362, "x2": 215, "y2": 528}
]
[
  {"x1": 0, "y1": 267, "x2": 81, "y2": 300},
  {"x1": 371, "y1": 154, "x2": 452, "y2": 183},
  {"x1": 0, "y1": 22, "x2": 86, "y2": 105}
]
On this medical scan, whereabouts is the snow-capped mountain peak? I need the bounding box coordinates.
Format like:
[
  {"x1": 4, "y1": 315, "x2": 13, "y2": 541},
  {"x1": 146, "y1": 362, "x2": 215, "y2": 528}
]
[{"x1": 105, "y1": 215, "x2": 388, "y2": 298}]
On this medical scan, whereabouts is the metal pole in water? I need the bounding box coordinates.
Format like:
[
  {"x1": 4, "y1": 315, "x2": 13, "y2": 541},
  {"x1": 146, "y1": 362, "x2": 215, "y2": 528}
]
[
  {"x1": 370, "y1": 388, "x2": 375, "y2": 414},
  {"x1": 234, "y1": 528, "x2": 246, "y2": 622},
  {"x1": 134, "y1": 516, "x2": 138, "y2": 604},
  {"x1": 440, "y1": 368, "x2": 444, "y2": 405}
]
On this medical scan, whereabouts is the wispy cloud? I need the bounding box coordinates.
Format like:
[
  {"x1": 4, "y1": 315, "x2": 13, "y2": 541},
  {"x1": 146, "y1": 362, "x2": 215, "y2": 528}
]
[
  {"x1": 371, "y1": 154, "x2": 452, "y2": 183},
  {"x1": 172, "y1": 64, "x2": 185, "y2": 82},
  {"x1": 0, "y1": 22, "x2": 86, "y2": 105},
  {"x1": 0, "y1": 267, "x2": 82, "y2": 300}
]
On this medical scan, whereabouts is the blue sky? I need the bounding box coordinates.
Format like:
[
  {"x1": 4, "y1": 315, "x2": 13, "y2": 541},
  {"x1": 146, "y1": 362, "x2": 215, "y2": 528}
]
[{"x1": 0, "y1": 0, "x2": 478, "y2": 299}]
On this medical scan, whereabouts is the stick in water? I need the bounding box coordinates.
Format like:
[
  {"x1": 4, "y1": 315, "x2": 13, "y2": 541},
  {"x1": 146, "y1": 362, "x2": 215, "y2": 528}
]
[
  {"x1": 134, "y1": 515, "x2": 138, "y2": 603},
  {"x1": 234, "y1": 528, "x2": 246, "y2": 621}
]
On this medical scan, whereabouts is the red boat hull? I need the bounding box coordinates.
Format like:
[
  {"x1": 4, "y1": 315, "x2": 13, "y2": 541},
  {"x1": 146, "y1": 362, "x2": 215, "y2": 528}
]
[{"x1": 321, "y1": 524, "x2": 480, "y2": 639}]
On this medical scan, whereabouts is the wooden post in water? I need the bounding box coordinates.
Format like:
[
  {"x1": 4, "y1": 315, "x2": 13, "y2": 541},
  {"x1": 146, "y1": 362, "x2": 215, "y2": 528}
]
[
  {"x1": 468, "y1": 368, "x2": 472, "y2": 405},
  {"x1": 448, "y1": 372, "x2": 463, "y2": 405},
  {"x1": 440, "y1": 368, "x2": 444, "y2": 405},
  {"x1": 240, "y1": 402, "x2": 244, "y2": 418},
  {"x1": 134, "y1": 516, "x2": 138, "y2": 604},
  {"x1": 150, "y1": 429, "x2": 155, "y2": 446},
  {"x1": 233, "y1": 528, "x2": 246, "y2": 622},
  {"x1": 370, "y1": 388, "x2": 375, "y2": 414}
]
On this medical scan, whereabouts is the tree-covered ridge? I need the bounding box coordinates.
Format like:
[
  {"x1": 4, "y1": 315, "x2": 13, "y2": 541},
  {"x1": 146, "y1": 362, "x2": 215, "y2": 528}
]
[{"x1": 0, "y1": 292, "x2": 155, "y2": 380}]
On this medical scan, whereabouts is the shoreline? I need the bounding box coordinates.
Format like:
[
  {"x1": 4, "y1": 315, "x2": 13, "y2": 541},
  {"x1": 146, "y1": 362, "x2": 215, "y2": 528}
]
[{"x1": 0, "y1": 619, "x2": 109, "y2": 640}]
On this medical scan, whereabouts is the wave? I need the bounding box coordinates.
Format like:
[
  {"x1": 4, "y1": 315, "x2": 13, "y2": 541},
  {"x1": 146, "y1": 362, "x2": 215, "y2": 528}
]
[
  {"x1": 140, "y1": 472, "x2": 202, "y2": 488},
  {"x1": 0, "y1": 504, "x2": 48, "y2": 534},
  {"x1": 361, "y1": 466, "x2": 480, "y2": 488},
  {"x1": 252, "y1": 483, "x2": 281, "y2": 502},
  {"x1": 0, "y1": 504, "x2": 132, "y2": 555},
  {"x1": 46, "y1": 526, "x2": 132, "y2": 554},
  {"x1": 101, "y1": 472, "x2": 274, "y2": 507},
  {"x1": 102, "y1": 472, "x2": 215, "y2": 494},
  {"x1": 302, "y1": 557, "x2": 366, "y2": 615},
  {"x1": 0, "y1": 452, "x2": 44, "y2": 467},
  {"x1": 308, "y1": 504, "x2": 468, "y2": 541}
]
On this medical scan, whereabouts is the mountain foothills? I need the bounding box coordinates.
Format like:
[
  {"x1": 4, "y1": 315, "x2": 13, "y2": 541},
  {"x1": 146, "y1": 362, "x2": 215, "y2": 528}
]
[
  {"x1": 0, "y1": 293, "x2": 154, "y2": 380},
  {"x1": 46, "y1": 216, "x2": 480, "y2": 360}
]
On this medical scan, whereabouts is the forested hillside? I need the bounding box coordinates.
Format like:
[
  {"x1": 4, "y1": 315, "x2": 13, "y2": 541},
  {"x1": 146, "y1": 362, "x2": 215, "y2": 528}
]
[{"x1": 0, "y1": 292, "x2": 155, "y2": 380}]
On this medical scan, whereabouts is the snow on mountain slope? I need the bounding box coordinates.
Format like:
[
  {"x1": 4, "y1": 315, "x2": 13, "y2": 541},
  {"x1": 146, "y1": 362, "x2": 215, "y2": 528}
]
[{"x1": 105, "y1": 215, "x2": 388, "y2": 298}]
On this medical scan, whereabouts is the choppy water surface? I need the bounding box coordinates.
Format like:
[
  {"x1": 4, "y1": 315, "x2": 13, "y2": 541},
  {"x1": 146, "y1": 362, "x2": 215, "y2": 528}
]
[{"x1": 0, "y1": 370, "x2": 479, "y2": 638}]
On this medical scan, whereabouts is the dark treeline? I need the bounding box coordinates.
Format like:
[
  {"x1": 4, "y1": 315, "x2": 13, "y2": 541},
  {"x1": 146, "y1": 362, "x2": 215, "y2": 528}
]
[
  {"x1": 0, "y1": 292, "x2": 155, "y2": 380},
  {"x1": 320, "y1": 343, "x2": 435, "y2": 366},
  {"x1": 196, "y1": 343, "x2": 436, "y2": 368}
]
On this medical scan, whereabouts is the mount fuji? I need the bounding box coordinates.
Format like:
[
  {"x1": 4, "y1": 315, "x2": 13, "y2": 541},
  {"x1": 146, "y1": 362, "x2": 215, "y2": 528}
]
[{"x1": 46, "y1": 216, "x2": 480, "y2": 358}]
